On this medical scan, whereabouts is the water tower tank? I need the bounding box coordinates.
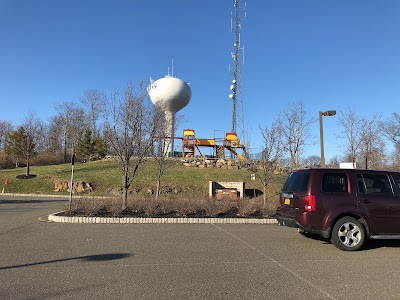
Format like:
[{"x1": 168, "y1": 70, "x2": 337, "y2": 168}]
[
  {"x1": 148, "y1": 76, "x2": 191, "y2": 113},
  {"x1": 147, "y1": 76, "x2": 191, "y2": 156}
]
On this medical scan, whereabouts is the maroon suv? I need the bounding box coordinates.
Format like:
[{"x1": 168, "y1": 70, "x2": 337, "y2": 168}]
[{"x1": 275, "y1": 168, "x2": 400, "y2": 251}]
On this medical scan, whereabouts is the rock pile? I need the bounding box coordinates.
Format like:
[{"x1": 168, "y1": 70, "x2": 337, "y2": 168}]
[
  {"x1": 181, "y1": 158, "x2": 242, "y2": 170},
  {"x1": 53, "y1": 179, "x2": 94, "y2": 193}
]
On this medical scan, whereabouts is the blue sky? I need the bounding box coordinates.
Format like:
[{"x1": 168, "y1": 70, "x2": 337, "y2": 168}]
[{"x1": 1, "y1": 0, "x2": 399, "y2": 161}]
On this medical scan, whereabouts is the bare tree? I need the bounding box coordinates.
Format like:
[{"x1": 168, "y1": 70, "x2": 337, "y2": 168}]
[
  {"x1": 327, "y1": 155, "x2": 344, "y2": 168},
  {"x1": 381, "y1": 112, "x2": 400, "y2": 167},
  {"x1": 55, "y1": 102, "x2": 74, "y2": 163},
  {"x1": 151, "y1": 106, "x2": 170, "y2": 199},
  {"x1": 338, "y1": 110, "x2": 386, "y2": 169},
  {"x1": 381, "y1": 112, "x2": 400, "y2": 146},
  {"x1": 103, "y1": 81, "x2": 158, "y2": 209},
  {"x1": 152, "y1": 111, "x2": 187, "y2": 199},
  {"x1": 20, "y1": 113, "x2": 43, "y2": 175},
  {"x1": 359, "y1": 114, "x2": 385, "y2": 169},
  {"x1": 302, "y1": 155, "x2": 321, "y2": 167},
  {"x1": 55, "y1": 102, "x2": 87, "y2": 162},
  {"x1": 47, "y1": 116, "x2": 64, "y2": 159},
  {"x1": 337, "y1": 109, "x2": 363, "y2": 167},
  {"x1": 249, "y1": 120, "x2": 284, "y2": 207},
  {"x1": 277, "y1": 101, "x2": 316, "y2": 170},
  {"x1": 69, "y1": 108, "x2": 87, "y2": 155},
  {"x1": 0, "y1": 120, "x2": 13, "y2": 151},
  {"x1": 33, "y1": 120, "x2": 48, "y2": 155},
  {"x1": 80, "y1": 89, "x2": 103, "y2": 136}
]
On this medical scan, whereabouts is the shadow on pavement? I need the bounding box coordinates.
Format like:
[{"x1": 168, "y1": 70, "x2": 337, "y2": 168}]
[
  {"x1": 0, "y1": 253, "x2": 132, "y2": 270},
  {"x1": 300, "y1": 232, "x2": 400, "y2": 250},
  {"x1": 363, "y1": 239, "x2": 400, "y2": 250}
]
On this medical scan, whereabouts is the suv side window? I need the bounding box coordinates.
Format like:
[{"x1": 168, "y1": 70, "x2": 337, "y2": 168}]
[
  {"x1": 322, "y1": 173, "x2": 348, "y2": 193},
  {"x1": 356, "y1": 175, "x2": 366, "y2": 193},
  {"x1": 392, "y1": 175, "x2": 400, "y2": 195},
  {"x1": 357, "y1": 174, "x2": 393, "y2": 195}
]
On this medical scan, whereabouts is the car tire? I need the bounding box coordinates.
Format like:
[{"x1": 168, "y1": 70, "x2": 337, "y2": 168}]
[{"x1": 331, "y1": 216, "x2": 366, "y2": 251}]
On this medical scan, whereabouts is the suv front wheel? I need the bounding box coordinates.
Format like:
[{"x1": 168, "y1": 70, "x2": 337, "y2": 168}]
[{"x1": 331, "y1": 217, "x2": 366, "y2": 251}]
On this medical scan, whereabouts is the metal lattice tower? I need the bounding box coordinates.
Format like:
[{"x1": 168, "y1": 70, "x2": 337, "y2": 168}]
[{"x1": 229, "y1": 0, "x2": 246, "y2": 142}]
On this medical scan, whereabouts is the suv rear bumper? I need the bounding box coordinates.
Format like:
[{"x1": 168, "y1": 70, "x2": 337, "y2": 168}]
[
  {"x1": 276, "y1": 214, "x2": 330, "y2": 239},
  {"x1": 276, "y1": 215, "x2": 300, "y2": 228}
]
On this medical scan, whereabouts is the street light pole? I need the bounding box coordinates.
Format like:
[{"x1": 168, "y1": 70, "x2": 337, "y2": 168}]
[
  {"x1": 319, "y1": 112, "x2": 325, "y2": 168},
  {"x1": 319, "y1": 110, "x2": 336, "y2": 168}
]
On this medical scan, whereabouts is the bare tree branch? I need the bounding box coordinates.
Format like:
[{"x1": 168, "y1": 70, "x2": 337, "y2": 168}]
[
  {"x1": 103, "y1": 81, "x2": 158, "y2": 209},
  {"x1": 80, "y1": 89, "x2": 104, "y2": 137},
  {"x1": 277, "y1": 101, "x2": 316, "y2": 169}
]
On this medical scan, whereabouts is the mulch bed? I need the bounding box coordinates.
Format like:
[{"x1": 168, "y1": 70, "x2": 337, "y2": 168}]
[{"x1": 60, "y1": 207, "x2": 266, "y2": 219}]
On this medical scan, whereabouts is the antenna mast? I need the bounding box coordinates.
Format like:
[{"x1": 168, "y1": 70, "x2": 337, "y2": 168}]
[{"x1": 229, "y1": 0, "x2": 246, "y2": 141}]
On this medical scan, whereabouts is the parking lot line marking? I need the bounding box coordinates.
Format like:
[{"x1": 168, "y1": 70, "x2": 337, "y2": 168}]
[{"x1": 212, "y1": 224, "x2": 337, "y2": 300}]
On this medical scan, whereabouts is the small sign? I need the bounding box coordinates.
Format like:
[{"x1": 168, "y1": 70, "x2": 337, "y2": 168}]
[{"x1": 251, "y1": 173, "x2": 255, "y2": 181}]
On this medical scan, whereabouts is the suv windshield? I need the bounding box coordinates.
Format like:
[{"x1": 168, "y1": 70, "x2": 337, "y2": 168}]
[{"x1": 282, "y1": 171, "x2": 310, "y2": 193}]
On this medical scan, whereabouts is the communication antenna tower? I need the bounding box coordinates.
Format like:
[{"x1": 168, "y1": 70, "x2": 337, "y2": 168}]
[{"x1": 228, "y1": 0, "x2": 246, "y2": 142}]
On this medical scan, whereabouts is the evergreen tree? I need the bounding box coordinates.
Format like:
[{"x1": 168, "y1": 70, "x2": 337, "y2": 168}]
[
  {"x1": 93, "y1": 136, "x2": 106, "y2": 158},
  {"x1": 77, "y1": 130, "x2": 106, "y2": 161},
  {"x1": 77, "y1": 130, "x2": 95, "y2": 161},
  {"x1": 4, "y1": 126, "x2": 36, "y2": 175}
]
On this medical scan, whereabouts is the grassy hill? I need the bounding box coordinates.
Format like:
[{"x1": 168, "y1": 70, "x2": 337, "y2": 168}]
[
  {"x1": 0, "y1": 159, "x2": 285, "y2": 197},
  {"x1": 0, "y1": 159, "x2": 286, "y2": 217}
]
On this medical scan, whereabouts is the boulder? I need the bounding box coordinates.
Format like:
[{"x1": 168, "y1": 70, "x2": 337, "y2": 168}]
[
  {"x1": 53, "y1": 179, "x2": 94, "y2": 193},
  {"x1": 53, "y1": 180, "x2": 68, "y2": 192},
  {"x1": 74, "y1": 181, "x2": 93, "y2": 193}
]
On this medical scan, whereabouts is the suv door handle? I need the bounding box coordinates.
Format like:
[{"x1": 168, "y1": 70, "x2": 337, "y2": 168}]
[{"x1": 362, "y1": 199, "x2": 371, "y2": 204}]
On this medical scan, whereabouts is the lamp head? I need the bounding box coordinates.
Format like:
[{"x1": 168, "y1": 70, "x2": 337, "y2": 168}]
[{"x1": 322, "y1": 110, "x2": 336, "y2": 116}]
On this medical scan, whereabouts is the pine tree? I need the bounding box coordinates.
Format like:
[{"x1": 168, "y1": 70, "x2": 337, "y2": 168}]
[
  {"x1": 4, "y1": 126, "x2": 36, "y2": 175},
  {"x1": 77, "y1": 130, "x2": 106, "y2": 161},
  {"x1": 77, "y1": 130, "x2": 95, "y2": 161}
]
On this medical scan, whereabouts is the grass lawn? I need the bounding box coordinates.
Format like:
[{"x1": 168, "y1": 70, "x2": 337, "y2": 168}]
[
  {"x1": 0, "y1": 159, "x2": 285, "y2": 196},
  {"x1": 0, "y1": 159, "x2": 286, "y2": 217}
]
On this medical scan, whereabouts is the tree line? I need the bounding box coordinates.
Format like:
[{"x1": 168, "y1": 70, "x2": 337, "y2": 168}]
[
  {"x1": 1, "y1": 82, "x2": 399, "y2": 175},
  {"x1": 0, "y1": 89, "x2": 107, "y2": 171},
  {"x1": 0, "y1": 81, "x2": 399, "y2": 209},
  {"x1": 250, "y1": 102, "x2": 399, "y2": 206},
  {"x1": 0, "y1": 82, "x2": 172, "y2": 207},
  {"x1": 258, "y1": 101, "x2": 400, "y2": 171}
]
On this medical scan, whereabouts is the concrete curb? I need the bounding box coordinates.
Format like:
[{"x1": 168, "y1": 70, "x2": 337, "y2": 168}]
[
  {"x1": 1, "y1": 192, "x2": 70, "y2": 198},
  {"x1": 48, "y1": 211, "x2": 279, "y2": 225},
  {"x1": 0, "y1": 192, "x2": 105, "y2": 199}
]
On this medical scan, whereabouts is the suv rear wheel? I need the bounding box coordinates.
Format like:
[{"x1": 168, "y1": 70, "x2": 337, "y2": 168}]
[{"x1": 331, "y1": 217, "x2": 366, "y2": 251}]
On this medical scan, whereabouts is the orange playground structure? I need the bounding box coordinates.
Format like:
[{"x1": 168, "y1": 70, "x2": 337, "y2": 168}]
[{"x1": 181, "y1": 129, "x2": 247, "y2": 160}]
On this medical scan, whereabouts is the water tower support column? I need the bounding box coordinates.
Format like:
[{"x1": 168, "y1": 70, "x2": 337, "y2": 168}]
[{"x1": 165, "y1": 111, "x2": 175, "y2": 157}]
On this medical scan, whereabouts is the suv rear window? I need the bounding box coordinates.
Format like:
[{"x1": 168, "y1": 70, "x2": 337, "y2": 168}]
[{"x1": 282, "y1": 171, "x2": 310, "y2": 193}]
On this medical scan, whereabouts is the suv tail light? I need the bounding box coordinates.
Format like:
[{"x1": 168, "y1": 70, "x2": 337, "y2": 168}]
[{"x1": 304, "y1": 195, "x2": 316, "y2": 211}]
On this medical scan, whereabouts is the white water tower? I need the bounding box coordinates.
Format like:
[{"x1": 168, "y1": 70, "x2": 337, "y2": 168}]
[{"x1": 147, "y1": 75, "x2": 191, "y2": 156}]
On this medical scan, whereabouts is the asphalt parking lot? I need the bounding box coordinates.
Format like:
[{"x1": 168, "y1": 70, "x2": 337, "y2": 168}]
[{"x1": 1, "y1": 195, "x2": 400, "y2": 300}]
